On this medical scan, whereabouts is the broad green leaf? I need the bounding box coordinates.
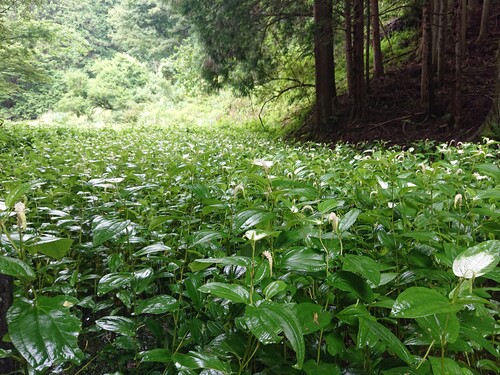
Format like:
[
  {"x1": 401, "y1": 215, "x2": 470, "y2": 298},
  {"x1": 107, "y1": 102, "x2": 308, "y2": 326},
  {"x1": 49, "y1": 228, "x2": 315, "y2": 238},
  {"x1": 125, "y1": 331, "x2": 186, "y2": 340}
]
[
  {"x1": 243, "y1": 305, "x2": 283, "y2": 345},
  {"x1": 416, "y1": 313, "x2": 460, "y2": 344},
  {"x1": 172, "y1": 351, "x2": 231, "y2": 374},
  {"x1": 391, "y1": 287, "x2": 461, "y2": 318},
  {"x1": 131, "y1": 268, "x2": 154, "y2": 293},
  {"x1": 244, "y1": 301, "x2": 305, "y2": 369},
  {"x1": 338, "y1": 209, "x2": 360, "y2": 233},
  {"x1": 97, "y1": 272, "x2": 132, "y2": 295},
  {"x1": 0, "y1": 256, "x2": 35, "y2": 280},
  {"x1": 232, "y1": 209, "x2": 275, "y2": 231},
  {"x1": 303, "y1": 359, "x2": 341, "y2": 375},
  {"x1": 292, "y1": 302, "x2": 331, "y2": 334},
  {"x1": 280, "y1": 247, "x2": 325, "y2": 273},
  {"x1": 327, "y1": 271, "x2": 374, "y2": 303},
  {"x1": 193, "y1": 256, "x2": 252, "y2": 268},
  {"x1": 318, "y1": 199, "x2": 342, "y2": 213},
  {"x1": 477, "y1": 188, "x2": 500, "y2": 200},
  {"x1": 134, "y1": 295, "x2": 178, "y2": 315},
  {"x1": 476, "y1": 163, "x2": 500, "y2": 181},
  {"x1": 428, "y1": 356, "x2": 464, "y2": 375},
  {"x1": 477, "y1": 359, "x2": 500, "y2": 373},
  {"x1": 92, "y1": 217, "x2": 131, "y2": 246},
  {"x1": 263, "y1": 280, "x2": 287, "y2": 300},
  {"x1": 95, "y1": 316, "x2": 136, "y2": 337},
  {"x1": 7, "y1": 296, "x2": 83, "y2": 372},
  {"x1": 343, "y1": 254, "x2": 381, "y2": 286},
  {"x1": 381, "y1": 366, "x2": 430, "y2": 375},
  {"x1": 5, "y1": 183, "x2": 32, "y2": 208},
  {"x1": 26, "y1": 237, "x2": 73, "y2": 260},
  {"x1": 198, "y1": 282, "x2": 251, "y2": 304},
  {"x1": 133, "y1": 243, "x2": 170, "y2": 257},
  {"x1": 0, "y1": 348, "x2": 11, "y2": 359},
  {"x1": 376, "y1": 228, "x2": 399, "y2": 251},
  {"x1": 376, "y1": 175, "x2": 389, "y2": 189},
  {"x1": 139, "y1": 349, "x2": 172, "y2": 363},
  {"x1": 358, "y1": 316, "x2": 415, "y2": 365},
  {"x1": 325, "y1": 333, "x2": 345, "y2": 356},
  {"x1": 336, "y1": 304, "x2": 370, "y2": 326},
  {"x1": 460, "y1": 326, "x2": 498, "y2": 357},
  {"x1": 452, "y1": 240, "x2": 500, "y2": 278},
  {"x1": 148, "y1": 216, "x2": 171, "y2": 231},
  {"x1": 401, "y1": 231, "x2": 440, "y2": 242},
  {"x1": 192, "y1": 229, "x2": 228, "y2": 246},
  {"x1": 207, "y1": 332, "x2": 248, "y2": 358}
]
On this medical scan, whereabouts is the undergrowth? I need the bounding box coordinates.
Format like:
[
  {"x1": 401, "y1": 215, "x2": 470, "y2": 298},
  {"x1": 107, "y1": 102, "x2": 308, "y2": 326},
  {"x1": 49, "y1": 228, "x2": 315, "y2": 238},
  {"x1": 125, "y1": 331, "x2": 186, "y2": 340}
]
[{"x1": 0, "y1": 123, "x2": 498, "y2": 374}]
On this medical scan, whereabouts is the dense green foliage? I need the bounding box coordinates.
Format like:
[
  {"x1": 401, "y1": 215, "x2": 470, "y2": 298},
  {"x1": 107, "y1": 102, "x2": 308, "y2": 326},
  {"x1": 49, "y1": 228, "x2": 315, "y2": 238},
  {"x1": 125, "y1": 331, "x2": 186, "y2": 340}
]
[{"x1": 1, "y1": 123, "x2": 498, "y2": 374}]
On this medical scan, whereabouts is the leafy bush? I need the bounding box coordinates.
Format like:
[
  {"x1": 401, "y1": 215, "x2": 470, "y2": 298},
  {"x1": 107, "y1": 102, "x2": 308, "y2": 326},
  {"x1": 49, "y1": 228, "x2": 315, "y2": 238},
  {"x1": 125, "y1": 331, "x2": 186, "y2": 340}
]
[{"x1": 0, "y1": 123, "x2": 498, "y2": 374}]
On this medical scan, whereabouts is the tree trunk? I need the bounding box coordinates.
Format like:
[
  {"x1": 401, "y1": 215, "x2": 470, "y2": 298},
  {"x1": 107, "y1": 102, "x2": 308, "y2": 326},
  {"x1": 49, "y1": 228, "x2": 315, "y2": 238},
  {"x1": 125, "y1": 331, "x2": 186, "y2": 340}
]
[
  {"x1": 313, "y1": 0, "x2": 335, "y2": 132},
  {"x1": 421, "y1": 0, "x2": 435, "y2": 117},
  {"x1": 477, "y1": 0, "x2": 491, "y2": 42},
  {"x1": 437, "y1": 0, "x2": 448, "y2": 85},
  {"x1": 344, "y1": 0, "x2": 354, "y2": 96},
  {"x1": 370, "y1": 0, "x2": 384, "y2": 78},
  {"x1": 353, "y1": 0, "x2": 366, "y2": 118},
  {"x1": 473, "y1": 41, "x2": 500, "y2": 139},
  {"x1": 0, "y1": 274, "x2": 15, "y2": 372},
  {"x1": 366, "y1": 0, "x2": 371, "y2": 92},
  {"x1": 453, "y1": 0, "x2": 465, "y2": 122}
]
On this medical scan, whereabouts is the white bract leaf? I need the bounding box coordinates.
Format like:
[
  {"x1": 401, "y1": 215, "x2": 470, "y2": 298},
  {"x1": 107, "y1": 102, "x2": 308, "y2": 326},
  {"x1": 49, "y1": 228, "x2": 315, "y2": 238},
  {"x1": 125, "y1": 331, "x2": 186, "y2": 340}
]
[
  {"x1": 452, "y1": 241, "x2": 500, "y2": 279},
  {"x1": 244, "y1": 230, "x2": 268, "y2": 241},
  {"x1": 253, "y1": 159, "x2": 274, "y2": 169}
]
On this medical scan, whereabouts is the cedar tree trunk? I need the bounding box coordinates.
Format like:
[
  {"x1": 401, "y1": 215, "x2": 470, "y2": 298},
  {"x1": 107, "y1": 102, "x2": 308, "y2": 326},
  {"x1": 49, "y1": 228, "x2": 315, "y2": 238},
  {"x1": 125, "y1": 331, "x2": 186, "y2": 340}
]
[
  {"x1": 371, "y1": 0, "x2": 384, "y2": 78},
  {"x1": 314, "y1": 0, "x2": 335, "y2": 132}
]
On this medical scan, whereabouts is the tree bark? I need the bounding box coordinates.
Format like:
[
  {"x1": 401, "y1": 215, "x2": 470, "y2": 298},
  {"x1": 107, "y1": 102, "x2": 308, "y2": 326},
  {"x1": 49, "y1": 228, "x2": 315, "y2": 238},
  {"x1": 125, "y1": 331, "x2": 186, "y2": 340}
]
[
  {"x1": 453, "y1": 0, "x2": 465, "y2": 122},
  {"x1": 477, "y1": 0, "x2": 491, "y2": 42},
  {"x1": 421, "y1": 0, "x2": 435, "y2": 117},
  {"x1": 370, "y1": 0, "x2": 384, "y2": 78},
  {"x1": 473, "y1": 41, "x2": 500, "y2": 139},
  {"x1": 353, "y1": 0, "x2": 366, "y2": 118},
  {"x1": 344, "y1": 0, "x2": 354, "y2": 96},
  {"x1": 437, "y1": 0, "x2": 448, "y2": 85},
  {"x1": 366, "y1": 0, "x2": 371, "y2": 91},
  {"x1": 313, "y1": 0, "x2": 335, "y2": 132}
]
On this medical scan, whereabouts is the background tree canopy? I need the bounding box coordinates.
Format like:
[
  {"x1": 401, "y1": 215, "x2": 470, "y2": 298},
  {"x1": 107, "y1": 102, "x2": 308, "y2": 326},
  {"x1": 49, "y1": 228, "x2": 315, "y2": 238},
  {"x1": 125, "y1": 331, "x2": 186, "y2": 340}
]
[{"x1": 0, "y1": 0, "x2": 498, "y2": 141}]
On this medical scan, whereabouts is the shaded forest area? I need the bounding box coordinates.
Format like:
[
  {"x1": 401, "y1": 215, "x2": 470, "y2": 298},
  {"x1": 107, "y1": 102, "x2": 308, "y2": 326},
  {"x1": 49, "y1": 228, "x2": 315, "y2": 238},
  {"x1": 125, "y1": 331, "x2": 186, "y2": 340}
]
[
  {"x1": 298, "y1": 0, "x2": 500, "y2": 145},
  {"x1": 0, "y1": 1, "x2": 499, "y2": 145}
]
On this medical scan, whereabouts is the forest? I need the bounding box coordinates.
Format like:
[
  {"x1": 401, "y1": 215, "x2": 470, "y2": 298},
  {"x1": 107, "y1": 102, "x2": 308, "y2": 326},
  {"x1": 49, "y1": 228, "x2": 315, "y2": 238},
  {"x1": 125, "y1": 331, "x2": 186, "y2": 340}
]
[{"x1": 0, "y1": 0, "x2": 499, "y2": 374}]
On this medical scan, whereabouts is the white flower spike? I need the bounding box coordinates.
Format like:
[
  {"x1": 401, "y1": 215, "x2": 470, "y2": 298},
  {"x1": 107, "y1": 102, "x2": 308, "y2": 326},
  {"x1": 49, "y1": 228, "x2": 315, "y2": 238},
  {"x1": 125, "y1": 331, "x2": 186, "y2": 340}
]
[{"x1": 14, "y1": 202, "x2": 27, "y2": 230}]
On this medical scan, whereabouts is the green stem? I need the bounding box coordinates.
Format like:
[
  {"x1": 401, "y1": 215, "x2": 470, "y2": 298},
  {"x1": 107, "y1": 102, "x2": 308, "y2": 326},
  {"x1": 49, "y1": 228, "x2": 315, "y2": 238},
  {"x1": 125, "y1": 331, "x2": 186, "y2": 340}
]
[
  {"x1": 250, "y1": 240, "x2": 255, "y2": 305},
  {"x1": 417, "y1": 339, "x2": 435, "y2": 369}
]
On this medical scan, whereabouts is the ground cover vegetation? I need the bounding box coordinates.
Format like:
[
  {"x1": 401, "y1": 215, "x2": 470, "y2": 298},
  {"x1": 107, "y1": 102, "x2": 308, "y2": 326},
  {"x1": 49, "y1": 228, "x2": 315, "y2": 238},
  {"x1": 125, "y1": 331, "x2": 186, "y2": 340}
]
[{"x1": 0, "y1": 123, "x2": 499, "y2": 374}]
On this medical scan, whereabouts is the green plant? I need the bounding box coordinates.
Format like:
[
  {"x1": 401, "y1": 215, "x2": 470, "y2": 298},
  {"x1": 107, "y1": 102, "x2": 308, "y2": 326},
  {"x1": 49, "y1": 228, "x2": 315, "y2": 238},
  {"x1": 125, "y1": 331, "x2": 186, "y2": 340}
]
[{"x1": 0, "y1": 123, "x2": 498, "y2": 374}]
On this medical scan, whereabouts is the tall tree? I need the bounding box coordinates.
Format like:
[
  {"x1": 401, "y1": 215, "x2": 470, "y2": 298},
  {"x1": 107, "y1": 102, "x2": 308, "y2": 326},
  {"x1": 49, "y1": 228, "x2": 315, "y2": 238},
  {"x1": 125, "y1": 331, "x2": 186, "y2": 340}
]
[
  {"x1": 313, "y1": 0, "x2": 335, "y2": 131},
  {"x1": 436, "y1": 0, "x2": 447, "y2": 86},
  {"x1": 421, "y1": 0, "x2": 434, "y2": 118},
  {"x1": 177, "y1": 0, "x2": 339, "y2": 131},
  {"x1": 344, "y1": 0, "x2": 354, "y2": 95},
  {"x1": 453, "y1": 0, "x2": 465, "y2": 122},
  {"x1": 352, "y1": 0, "x2": 365, "y2": 117},
  {"x1": 370, "y1": 0, "x2": 383, "y2": 78},
  {"x1": 109, "y1": 0, "x2": 190, "y2": 64},
  {"x1": 477, "y1": 0, "x2": 491, "y2": 42}
]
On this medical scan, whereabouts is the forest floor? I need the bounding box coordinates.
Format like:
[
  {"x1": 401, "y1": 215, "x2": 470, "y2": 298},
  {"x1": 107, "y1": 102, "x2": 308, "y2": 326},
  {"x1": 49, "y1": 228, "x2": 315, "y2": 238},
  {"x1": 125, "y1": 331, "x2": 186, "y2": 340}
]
[{"x1": 295, "y1": 5, "x2": 500, "y2": 146}]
